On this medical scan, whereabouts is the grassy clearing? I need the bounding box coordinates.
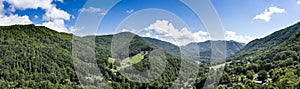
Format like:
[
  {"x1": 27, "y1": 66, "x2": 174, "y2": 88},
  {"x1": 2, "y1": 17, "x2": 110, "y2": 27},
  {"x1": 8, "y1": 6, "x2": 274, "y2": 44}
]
[
  {"x1": 123, "y1": 52, "x2": 147, "y2": 64},
  {"x1": 108, "y1": 58, "x2": 116, "y2": 64},
  {"x1": 117, "y1": 51, "x2": 148, "y2": 70}
]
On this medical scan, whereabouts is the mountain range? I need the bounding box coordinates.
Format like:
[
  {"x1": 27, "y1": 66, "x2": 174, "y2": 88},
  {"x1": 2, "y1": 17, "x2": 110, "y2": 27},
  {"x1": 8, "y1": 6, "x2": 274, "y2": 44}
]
[
  {"x1": 1, "y1": 21, "x2": 300, "y2": 88},
  {"x1": 143, "y1": 37, "x2": 245, "y2": 59}
]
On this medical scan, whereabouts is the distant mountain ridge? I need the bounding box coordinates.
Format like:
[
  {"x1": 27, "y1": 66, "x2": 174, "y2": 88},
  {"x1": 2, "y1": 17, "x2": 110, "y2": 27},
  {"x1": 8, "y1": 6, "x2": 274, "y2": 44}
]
[
  {"x1": 118, "y1": 34, "x2": 246, "y2": 59},
  {"x1": 229, "y1": 21, "x2": 300, "y2": 60},
  {"x1": 186, "y1": 40, "x2": 245, "y2": 57}
]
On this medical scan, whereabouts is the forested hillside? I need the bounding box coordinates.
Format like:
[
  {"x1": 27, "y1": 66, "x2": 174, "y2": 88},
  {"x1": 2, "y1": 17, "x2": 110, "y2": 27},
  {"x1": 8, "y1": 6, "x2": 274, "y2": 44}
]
[
  {"x1": 219, "y1": 22, "x2": 300, "y2": 88},
  {"x1": 229, "y1": 22, "x2": 300, "y2": 61},
  {"x1": 2, "y1": 22, "x2": 299, "y2": 89},
  {"x1": 143, "y1": 37, "x2": 245, "y2": 61},
  {"x1": 0, "y1": 25, "x2": 80, "y2": 88},
  {"x1": 0, "y1": 25, "x2": 207, "y2": 89}
]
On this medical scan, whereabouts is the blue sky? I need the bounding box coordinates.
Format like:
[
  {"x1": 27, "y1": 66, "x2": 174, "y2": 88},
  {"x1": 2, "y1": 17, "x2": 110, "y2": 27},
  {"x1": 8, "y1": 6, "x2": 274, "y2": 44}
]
[{"x1": 1, "y1": 0, "x2": 300, "y2": 45}]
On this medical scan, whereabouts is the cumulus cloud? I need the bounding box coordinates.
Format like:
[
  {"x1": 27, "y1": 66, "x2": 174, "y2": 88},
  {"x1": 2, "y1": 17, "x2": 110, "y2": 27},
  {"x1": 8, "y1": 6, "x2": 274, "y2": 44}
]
[
  {"x1": 0, "y1": 15, "x2": 32, "y2": 25},
  {"x1": 144, "y1": 32, "x2": 151, "y2": 37},
  {"x1": 43, "y1": 6, "x2": 71, "y2": 21},
  {"x1": 253, "y1": 6, "x2": 286, "y2": 22},
  {"x1": 145, "y1": 20, "x2": 197, "y2": 46},
  {"x1": 0, "y1": 1, "x2": 32, "y2": 25},
  {"x1": 70, "y1": 26, "x2": 81, "y2": 33},
  {"x1": 126, "y1": 9, "x2": 134, "y2": 14},
  {"x1": 192, "y1": 30, "x2": 209, "y2": 42},
  {"x1": 298, "y1": 1, "x2": 300, "y2": 5},
  {"x1": 5, "y1": 0, "x2": 53, "y2": 10},
  {"x1": 6, "y1": 0, "x2": 71, "y2": 21},
  {"x1": 121, "y1": 29, "x2": 130, "y2": 32},
  {"x1": 42, "y1": 20, "x2": 68, "y2": 33},
  {"x1": 225, "y1": 31, "x2": 253, "y2": 43},
  {"x1": 144, "y1": 20, "x2": 254, "y2": 45},
  {"x1": 79, "y1": 7, "x2": 107, "y2": 15},
  {"x1": 4, "y1": 0, "x2": 72, "y2": 32}
]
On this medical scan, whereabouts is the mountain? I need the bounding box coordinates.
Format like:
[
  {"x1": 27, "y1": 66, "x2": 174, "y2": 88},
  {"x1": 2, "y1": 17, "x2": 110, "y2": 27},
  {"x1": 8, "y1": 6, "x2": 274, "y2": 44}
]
[
  {"x1": 142, "y1": 37, "x2": 245, "y2": 60},
  {"x1": 229, "y1": 22, "x2": 300, "y2": 60},
  {"x1": 0, "y1": 25, "x2": 201, "y2": 88},
  {"x1": 0, "y1": 25, "x2": 80, "y2": 88},
  {"x1": 223, "y1": 22, "x2": 300, "y2": 88},
  {"x1": 142, "y1": 37, "x2": 181, "y2": 56},
  {"x1": 187, "y1": 40, "x2": 245, "y2": 57},
  {"x1": 6, "y1": 24, "x2": 296, "y2": 89}
]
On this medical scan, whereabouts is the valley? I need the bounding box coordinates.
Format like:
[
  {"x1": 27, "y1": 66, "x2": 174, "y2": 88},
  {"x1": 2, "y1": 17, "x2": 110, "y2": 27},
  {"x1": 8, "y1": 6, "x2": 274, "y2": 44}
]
[{"x1": 0, "y1": 22, "x2": 300, "y2": 88}]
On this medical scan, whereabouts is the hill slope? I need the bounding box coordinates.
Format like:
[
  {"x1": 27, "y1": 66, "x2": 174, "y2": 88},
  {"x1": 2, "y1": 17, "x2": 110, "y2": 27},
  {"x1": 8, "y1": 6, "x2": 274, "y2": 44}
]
[
  {"x1": 0, "y1": 25, "x2": 80, "y2": 88},
  {"x1": 0, "y1": 25, "x2": 200, "y2": 89},
  {"x1": 187, "y1": 40, "x2": 245, "y2": 57},
  {"x1": 223, "y1": 22, "x2": 300, "y2": 88},
  {"x1": 142, "y1": 38, "x2": 245, "y2": 60},
  {"x1": 229, "y1": 22, "x2": 300, "y2": 60}
]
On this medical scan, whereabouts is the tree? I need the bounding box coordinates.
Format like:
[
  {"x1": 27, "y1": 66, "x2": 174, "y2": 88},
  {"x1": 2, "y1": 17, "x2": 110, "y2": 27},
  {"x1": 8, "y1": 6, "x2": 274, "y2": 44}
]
[
  {"x1": 216, "y1": 85, "x2": 226, "y2": 89},
  {"x1": 220, "y1": 72, "x2": 231, "y2": 84},
  {"x1": 247, "y1": 64, "x2": 259, "y2": 73},
  {"x1": 244, "y1": 80, "x2": 257, "y2": 89},
  {"x1": 233, "y1": 83, "x2": 246, "y2": 89},
  {"x1": 257, "y1": 70, "x2": 268, "y2": 81},
  {"x1": 0, "y1": 79, "x2": 8, "y2": 89},
  {"x1": 246, "y1": 70, "x2": 255, "y2": 80}
]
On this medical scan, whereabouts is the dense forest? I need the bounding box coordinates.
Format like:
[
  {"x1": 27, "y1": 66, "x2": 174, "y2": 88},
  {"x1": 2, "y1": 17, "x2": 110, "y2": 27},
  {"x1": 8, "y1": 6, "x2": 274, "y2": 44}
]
[
  {"x1": 0, "y1": 25, "x2": 205, "y2": 88},
  {"x1": 218, "y1": 22, "x2": 300, "y2": 89},
  {"x1": 0, "y1": 22, "x2": 300, "y2": 89},
  {"x1": 0, "y1": 25, "x2": 81, "y2": 88}
]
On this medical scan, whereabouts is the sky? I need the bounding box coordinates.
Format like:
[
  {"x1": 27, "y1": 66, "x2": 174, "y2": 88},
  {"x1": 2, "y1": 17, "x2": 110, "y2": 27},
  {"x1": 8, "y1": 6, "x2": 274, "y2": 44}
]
[{"x1": 1, "y1": 0, "x2": 300, "y2": 46}]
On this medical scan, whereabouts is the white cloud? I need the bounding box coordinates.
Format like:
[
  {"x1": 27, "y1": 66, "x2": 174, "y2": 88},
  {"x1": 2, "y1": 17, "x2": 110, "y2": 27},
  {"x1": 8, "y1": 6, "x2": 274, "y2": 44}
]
[
  {"x1": 0, "y1": 15, "x2": 32, "y2": 25},
  {"x1": 42, "y1": 19, "x2": 68, "y2": 33},
  {"x1": 144, "y1": 20, "x2": 254, "y2": 45},
  {"x1": 79, "y1": 7, "x2": 107, "y2": 15},
  {"x1": 43, "y1": 6, "x2": 71, "y2": 21},
  {"x1": 70, "y1": 26, "x2": 81, "y2": 33},
  {"x1": 145, "y1": 20, "x2": 197, "y2": 46},
  {"x1": 192, "y1": 30, "x2": 209, "y2": 42},
  {"x1": 0, "y1": 1, "x2": 32, "y2": 25},
  {"x1": 120, "y1": 28, "x2": 140, "y2": 33},
  {"x1": 4, "y1": 0, "x2": 71, "y2": 32},
  {"x1": 6, "y1": 0, "x2": 71, "y2": 20},
  {"x1": 121, "y1": 29, "x2": 130, "y2": 32},
  {"x1": 297, "y1": 1, "x2": 300, "y2": 5},
  {"x1": 126, "y1": 9, "x2": 134, "y2": 14},
  {"x1": 5, "y1": 0, "x2": 53, "y2": 10},
  {"x1": 6, "y1": 0, "x2": 71, "y2": 21},
  {"x1": 253, "y1": 6, "x2": 286, "y2": 22},
  {"x1": 144, "y1": 32, "x2": 151, "y2": 37},
  {"x1": 225, "y1": 31, "x2": 254, "y2": 43},
  {"x1": 55, "y1": 0, "x2": 63, "y2": 3}
]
